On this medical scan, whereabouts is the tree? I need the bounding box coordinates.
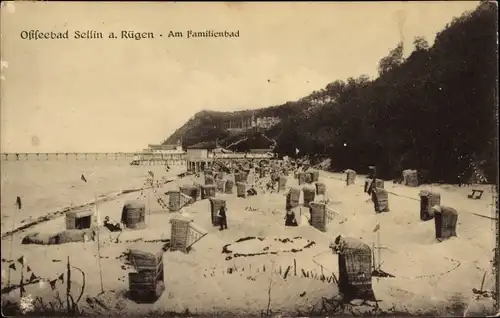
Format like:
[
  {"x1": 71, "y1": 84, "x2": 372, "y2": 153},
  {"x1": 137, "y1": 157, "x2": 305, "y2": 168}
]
[
  {"x1": 325, "y1": 80, "x2": 346, "y2": 98},
  {"x1": 357, "y1": 74, "x2": 371, "y2": 85},
  {"x1": 164, "y1": 2, "x2": 498, "y2": 184},
  {"x1": 377, "y1": 42, "x2": 404, "y2": 76},
  {"x1": 413, "y1": 36, "x2": 430, "y2": 51}
]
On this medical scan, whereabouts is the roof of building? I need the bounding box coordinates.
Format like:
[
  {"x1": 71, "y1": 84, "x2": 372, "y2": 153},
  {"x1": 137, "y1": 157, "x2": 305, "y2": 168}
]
[
  {"x1": 187, "y1": 141, "x2": 217, "y2": 150},
  {"x1": 212, "y1": 147, "x2": 232, "y2": 153},
  {"x1": 149, "y1": 144, "x2": 178, "y2": 150},
  {"x1": 66, "y1": 210, "x2": 94, "y2": 218}
]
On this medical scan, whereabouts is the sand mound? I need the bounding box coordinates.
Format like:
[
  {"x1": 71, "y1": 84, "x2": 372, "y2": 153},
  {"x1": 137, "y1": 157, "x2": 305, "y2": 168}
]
[
  {"x1": 21, "y1": 232, "x2": 58, "y2": 245},
  {"x1": 22, "y1": 229, "x2": 94, "y2": 245}
]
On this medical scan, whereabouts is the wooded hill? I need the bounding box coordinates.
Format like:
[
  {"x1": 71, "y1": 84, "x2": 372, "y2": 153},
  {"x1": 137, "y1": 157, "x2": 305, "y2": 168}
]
[{"x1": 164, "y1": 2, "x2": 498, "y2": 184}]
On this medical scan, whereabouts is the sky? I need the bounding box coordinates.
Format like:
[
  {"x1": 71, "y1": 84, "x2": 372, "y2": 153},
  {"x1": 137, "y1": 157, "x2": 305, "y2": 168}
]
[{"x1": 0, "y1": 1, "x2": 480, "y2": 153}]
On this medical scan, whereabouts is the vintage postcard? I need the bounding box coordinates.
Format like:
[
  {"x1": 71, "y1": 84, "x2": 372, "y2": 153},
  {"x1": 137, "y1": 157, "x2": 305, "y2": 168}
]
[{"x1": 0, "y1": 1, "x2": 498, "y2": 317}]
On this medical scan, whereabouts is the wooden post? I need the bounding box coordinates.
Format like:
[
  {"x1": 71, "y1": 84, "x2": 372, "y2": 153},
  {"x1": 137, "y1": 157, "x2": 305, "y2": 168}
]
[
  {"x1": 148, "y1": 182, "x2": 151, "y2": 217},
  {"x1": 376, "y1": 225, "x2": 381, "y2": 270},
  {"x1": 66, "y1": 256, "x2": 71, "y2": 312},
  {"x1": 7, "y1": 201, "x2": 20, "y2": 287},
  {"x1": 372, "y1": 243, "x2": 376, "y2": 272},
  {"x1": 95, "y1": 196, "x2": 104, "y2": 294},
  {"x1": 19, "y1": 257, "x2": 25, "y2": 298},
  {"x1": 480, "y1": 271, "x2": 486, "y2": 291}
]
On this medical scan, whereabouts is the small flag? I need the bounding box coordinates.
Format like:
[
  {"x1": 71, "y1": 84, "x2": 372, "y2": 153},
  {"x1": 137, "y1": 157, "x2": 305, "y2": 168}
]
[
  {"x1": 295, "y1": 148, "x2": 300, "y2": 155},
  {"x1": 9, "y1": 263, "x2": 16, "y2": 271},
  {"x1": 49, "y1": 279, "x2": 57, "y2": 290},
  {"x1": 26, "y1": 266, "x2": 31, "y2": 272},
  {"x1": 29, "y1": 273, "x2": 37, "y2": 282},
  {"x1": 373, "y1": 223, "x2": 380, "y2": 233},
  {"x1": 148, "y1": 171, "x2": 154, "y2": 178},
  {"x1": 17, "y1": 256, "x2": 24, "y2": 266},
  {"x1": 16, "y1": 196, "x2": 22, "y2": 210},
  {"x1": 58, "y1": 273, "x2": 64, "y2": 284},
  {"x1": 81, "y1": 174, "x2": 87, "y2": 183}
]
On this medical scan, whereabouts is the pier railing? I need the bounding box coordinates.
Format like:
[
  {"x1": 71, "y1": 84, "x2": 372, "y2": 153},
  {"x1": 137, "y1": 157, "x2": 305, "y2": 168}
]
[{"x1": 0, "y1": 152, "x2": 187, "y2": 162}]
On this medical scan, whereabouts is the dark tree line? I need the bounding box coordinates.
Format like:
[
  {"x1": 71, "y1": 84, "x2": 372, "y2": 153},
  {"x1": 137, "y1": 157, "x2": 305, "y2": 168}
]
[
  {"x1": 164, "y1": 2, "x2": 497, "y2": 184},
  {"x1": 274, "y1": 2, "x2": 497, "y2": 183},
  {"x1": 164, "y1": 102, "x2": 309, "y2": 147}
]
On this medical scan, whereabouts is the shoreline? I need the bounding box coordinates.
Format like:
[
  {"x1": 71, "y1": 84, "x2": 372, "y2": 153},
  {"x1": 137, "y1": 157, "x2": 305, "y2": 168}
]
[
  {"x1": 2, "y1": 169, "x2": 495, "y2": 239},
  {"x1": 0, "y1": 176, "x2": 180, "y2": 239}
]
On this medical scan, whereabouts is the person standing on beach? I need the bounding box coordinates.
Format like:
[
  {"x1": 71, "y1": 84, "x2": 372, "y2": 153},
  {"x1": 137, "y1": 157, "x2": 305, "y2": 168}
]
[
  {"x1": 218, "y1": 205, "x2": 228, "y2": 231},
  {"x1": 284, "y1": 209, "x2": 298, "y2": 227},
  {"x1": 367, "y1": 166, "x2": 377, "y2": 195}
]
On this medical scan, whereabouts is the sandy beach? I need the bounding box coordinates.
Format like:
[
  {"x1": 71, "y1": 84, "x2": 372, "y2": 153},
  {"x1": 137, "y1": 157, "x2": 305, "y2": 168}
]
[
  {"x1": 0, "y1": 160, "x2": 185, "y2": 235},
  {"x1": 0, "y1": 161, "x2": 496, "y2": 316}
]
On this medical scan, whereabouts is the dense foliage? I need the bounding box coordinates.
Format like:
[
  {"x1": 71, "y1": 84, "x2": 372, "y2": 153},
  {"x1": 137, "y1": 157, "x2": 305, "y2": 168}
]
[
  {"x1": 165, "y1": 2, "x2": 498, "y2": 184},
  {"x1": 164, "y1": 103, "x2": 307, "y2": 149}
]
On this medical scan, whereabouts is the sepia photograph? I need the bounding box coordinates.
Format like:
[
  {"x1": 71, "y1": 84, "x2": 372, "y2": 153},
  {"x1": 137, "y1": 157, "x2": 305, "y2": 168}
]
[{"x1": 0, "y1": 1, "x2": 498, "y2": 316}]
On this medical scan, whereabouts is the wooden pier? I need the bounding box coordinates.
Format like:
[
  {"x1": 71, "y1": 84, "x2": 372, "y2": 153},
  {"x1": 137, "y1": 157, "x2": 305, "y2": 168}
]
[
  {"x1": 0, "y1": 152, "x2": 186, "y2": 166},
  {"x1": 1, "y1": 152, "x2": 135, "y2": 161}
]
